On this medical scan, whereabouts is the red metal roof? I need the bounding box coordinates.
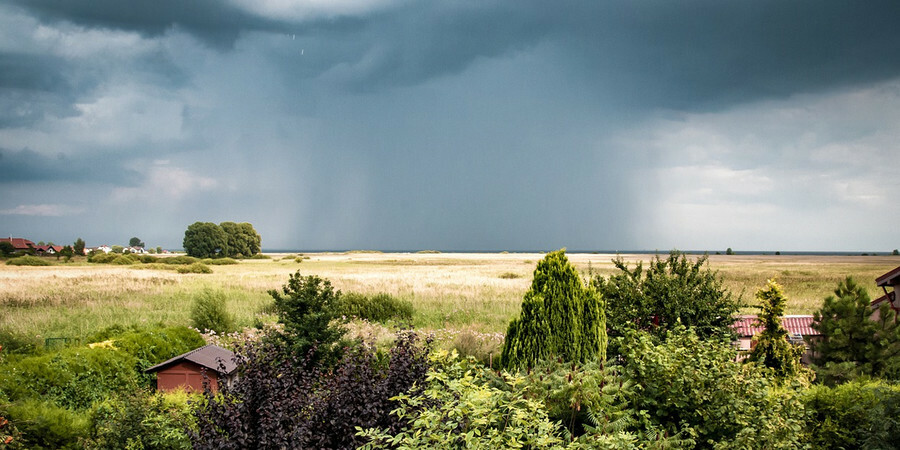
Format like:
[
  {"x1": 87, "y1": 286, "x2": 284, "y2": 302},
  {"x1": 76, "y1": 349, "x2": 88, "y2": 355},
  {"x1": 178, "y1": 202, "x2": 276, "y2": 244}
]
[
  {"x1": 732, "y1": 315, "x2": 819, "y2": 337},
  {"x1": 145, "y1": 344, "x2": 237, "y2": 375},
  {"x1": 876, "y1": 266, "x2": 900, "y2": 287},
  {"x1": 0, "y1": 237, "x2": 35, "y2": 250}
]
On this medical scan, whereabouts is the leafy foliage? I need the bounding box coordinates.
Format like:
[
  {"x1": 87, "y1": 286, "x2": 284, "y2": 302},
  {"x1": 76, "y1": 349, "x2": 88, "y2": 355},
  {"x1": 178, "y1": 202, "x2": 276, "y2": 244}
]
[
  {"x1": 219, "y1": 222, "x2": 262, "y2": 258},
  {"x1": 810, "y1": 276, "x2": 900, "y2": 384},
  {"x1": 619, "y1": 329, "x2": 809, "y2": 449},
  {"x1": 337, "y1": 292, "x2": 414, "y2": 324},
  {"x1": 804, "y1": 379, "x2": 900, "y2": 449},
  {"x1": 191, "y1": 289, "x2": 236, "y2": 334},
  {"x1": 359, "y1": 349, "x2": 570, "y2": 450},
  {"x1": 0, "y1": 241, "x2": 14, "y2": 257},
  {"x1": 593, "y1": 251, "x2": 740, "y2": 354},
  {"x1": 182, "y1": 222, "x2": 228, "y2": 258},
  {"x1": 1, "y1": 399, "x2": 90, "y2": 450},
  {"x1": 88, "y1": 390, "x2": 196, "y2": 450},
  {"x1": 501, "y1": 249, "x2": 606, "y2": 369},
  {"x1": 745, "y1": 279, "x2": 805, "y2": 380},
  {"x1": 5, "y1": 256, "x2": 51, "y2": 266},
  {"x1": 129, "y1": 237, "x2": 145, "y2": 248},
  {"x1": 191, "y1": 332, "x2": 431, "y2": 450},
  {"x1": 267, "y1": 271, "x2": 346, "y2": 364}
]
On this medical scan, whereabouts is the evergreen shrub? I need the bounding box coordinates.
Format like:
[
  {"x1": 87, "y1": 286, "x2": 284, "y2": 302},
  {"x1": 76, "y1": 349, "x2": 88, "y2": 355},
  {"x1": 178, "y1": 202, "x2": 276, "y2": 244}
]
[{"x1": 501, "y1": 249, "x2": 606, "y2": 369}]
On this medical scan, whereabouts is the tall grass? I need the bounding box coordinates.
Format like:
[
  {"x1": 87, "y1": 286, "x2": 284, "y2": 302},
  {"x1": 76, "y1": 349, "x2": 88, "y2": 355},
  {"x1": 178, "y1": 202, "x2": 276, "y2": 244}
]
[{"x1": 1, "y1": 253, "x2": 897, "y2": 343}]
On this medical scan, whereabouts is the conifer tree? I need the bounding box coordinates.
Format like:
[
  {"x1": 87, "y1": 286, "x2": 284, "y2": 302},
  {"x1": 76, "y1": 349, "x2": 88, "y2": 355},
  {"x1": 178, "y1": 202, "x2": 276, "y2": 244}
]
[
  {"x1": 746, "y1": 279, "x2": 804, "y2": 379},
  {"x1": 501, "y1": 250, "x2": 606, "y2": 370},
  {"x1": 810, "y1": 277, "x2": 900, "y2": 384}
]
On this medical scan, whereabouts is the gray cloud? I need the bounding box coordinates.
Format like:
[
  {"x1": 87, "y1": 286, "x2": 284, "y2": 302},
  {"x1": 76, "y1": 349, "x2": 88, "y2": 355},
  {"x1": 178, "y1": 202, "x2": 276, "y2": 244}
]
[
  {"x1": 2, "y1": 1, "x2": 899, "y2": 251},
  {"x1": 0, "y1": 148, "x2": 140, "y2": 184}
]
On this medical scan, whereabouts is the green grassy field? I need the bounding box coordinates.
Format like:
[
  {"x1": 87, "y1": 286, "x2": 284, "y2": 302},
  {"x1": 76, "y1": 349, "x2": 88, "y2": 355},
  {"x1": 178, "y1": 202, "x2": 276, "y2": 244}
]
[{"x1": 1, "y1": 252, "x2": 898, "y2": 343}]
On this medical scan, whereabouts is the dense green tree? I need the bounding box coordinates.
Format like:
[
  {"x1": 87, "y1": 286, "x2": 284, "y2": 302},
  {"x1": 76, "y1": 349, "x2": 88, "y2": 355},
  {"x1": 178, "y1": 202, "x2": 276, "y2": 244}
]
[
  {"x1": 593, "y1": 251, "x2": 740, "y2": 353},
  {"x1": 59, "y1": 245, "x2": 74, "y2": 261},
  {"x1": 219, "y1": 221, "x2": 261, "y2": 257},
  {"x1": 726, "y1": 247, "x2": 734, "y2": 255},
  {"x1": 501, "y1": 249, "x2": 606, "y2": 370},
  {"x1": 620, "y1": 328, "x2": 808, "y2": 448},
  {"x1": 745, "y1": 279, "x2": 805, "y2": 380},
  {"x1": 810, "y1": 277, "x2": 900, "y2": 384},
  {"x1": 894, "y1": 249, "x2": 899, "y2": 256},
  {"x1": 128, "y1": 237, "x2": 145, "y2": 248},
  {"x1": 0, "y1": 241, "x2": 14, "y2": 256},
  {"x1": 73, "y1": 238, "x2": 85, "y2": 256},
  {"x1": 182, "y1": 222, "x2": 227, "y2": 258},
  {"x1": 110, "y1": 245, "x2": 124, "y2": 254},
  {"x1": 267, "y1": 271, "x2": 346, "y2": 365}
]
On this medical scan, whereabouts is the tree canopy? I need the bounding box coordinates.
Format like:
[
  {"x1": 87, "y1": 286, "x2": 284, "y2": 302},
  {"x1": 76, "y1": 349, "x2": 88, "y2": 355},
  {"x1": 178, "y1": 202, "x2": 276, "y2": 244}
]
[
  {"x1": 220, "y1": 222, "x2": 261, "y2": 258},
  {"x1": 593, "y1": 251, "x2": 740, "y2": 353},
  {"x1": 128, "y1": 237, "x2": 145, "y2": 248},
  {"x1": 182, "y1": 222, "x2": 261, "y2": 258},
  {"x1": 501, "y1": 249, "x2": 606, "y2": 370},
  {"x1": 810, "y1": 277, "x2": 900, "y2": 384}
]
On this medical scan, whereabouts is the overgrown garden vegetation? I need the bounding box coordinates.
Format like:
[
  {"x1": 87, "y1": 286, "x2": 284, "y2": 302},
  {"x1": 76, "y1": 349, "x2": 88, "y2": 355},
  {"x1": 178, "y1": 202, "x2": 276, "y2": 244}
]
[{"x1": 1, "y1": 250, "x2": 900, "y2": 448}]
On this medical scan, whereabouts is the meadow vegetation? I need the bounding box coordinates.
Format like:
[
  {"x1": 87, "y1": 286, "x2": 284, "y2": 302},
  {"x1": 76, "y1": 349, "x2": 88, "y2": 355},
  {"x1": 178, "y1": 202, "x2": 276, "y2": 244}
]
[{"x1": 1, "y1": 251, "x2": 899, "y2": 448}]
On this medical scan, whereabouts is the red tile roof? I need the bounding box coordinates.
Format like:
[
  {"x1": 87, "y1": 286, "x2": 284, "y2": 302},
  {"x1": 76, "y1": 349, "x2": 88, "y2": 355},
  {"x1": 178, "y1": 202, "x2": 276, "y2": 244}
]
[
  {"x1": 0, "y1": 237, "x2": 35, "y2": 250},
  {"x1": 732, "y1": 315, "x2": 819, "y2": 337}
]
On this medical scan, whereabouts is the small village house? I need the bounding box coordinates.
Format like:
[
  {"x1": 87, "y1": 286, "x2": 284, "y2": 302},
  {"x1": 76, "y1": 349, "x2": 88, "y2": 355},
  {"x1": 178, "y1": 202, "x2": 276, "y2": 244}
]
[
  {"x1": 0, "y1": 237, "x2": 35, "y2": 252},
  {"x1": 34, "y1": 245, "x2": 63, "y2": 256},
  {"x1": 732, "y1": 315, "x2": 820, "y2": 364},
  {"x1": 145, "y1": 344, "x2": 237, "y2": 393}
]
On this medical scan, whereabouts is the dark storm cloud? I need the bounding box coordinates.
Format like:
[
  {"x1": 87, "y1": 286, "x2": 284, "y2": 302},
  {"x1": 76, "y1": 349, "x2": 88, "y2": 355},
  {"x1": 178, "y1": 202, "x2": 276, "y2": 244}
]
[
  {"x1": 0, "y1": 148, "x2": 139, "y2": 184},
  {"x1": 5, "y1": 0, "x2": 286, "y2": 49}
]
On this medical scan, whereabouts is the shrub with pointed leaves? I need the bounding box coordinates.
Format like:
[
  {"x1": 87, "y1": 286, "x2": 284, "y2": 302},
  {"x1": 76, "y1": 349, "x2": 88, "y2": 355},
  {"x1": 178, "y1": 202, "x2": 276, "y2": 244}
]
[
  {"x1": 745, "y1": 279, "x2": 805, "y2": 380},
  {"x1": 501, "y1": 249, "x2": 606, "y2": 370}
]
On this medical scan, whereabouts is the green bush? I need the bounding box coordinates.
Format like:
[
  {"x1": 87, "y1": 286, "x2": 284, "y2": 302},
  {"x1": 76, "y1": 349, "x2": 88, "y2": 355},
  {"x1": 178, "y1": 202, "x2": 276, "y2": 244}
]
[
  {"x1": 502, "y1": 249, "x2": 606, "y2": 370},
  {"x1": 619, "y1": 329, "x2": 809, "y2": 448},
  {"x1": 337, "y1": 292, "x2": 414, "y2": 323},
  {"x1": 201, "y1": 258, "x2": 237, "y2": 265},
  {"x1": 138, "y1": 254, "x2": 159, "y2": 264},
  {"x1": 89, "y1": 391, "x2": 196, "y2": 450},
  {"x1": 190, "y1": 289, "x2": 235, "y2": 334},
  {"x1": 2, "y1": 399, "x2": 91, "y2": 450},
  {"x1": 804, "y1": 380, "x2": 900, "y2": 449},
  {"x1": 5, "y1": 256, "x2": 51, "y2": 266},
  {"x1": 88, "y1": 252, "x2": 118, "y2": 264},
  {"x1": 165, "y1": 256, "x2": 199, "y2": 265},
  {"x1": 0, "y1": 346, "x2": 138, "y2": 410},
  {"x1": 249, "y1": 253, "x2": 270, "y2": 259},
  {"x1": 177, "y1": 263, "x2": 212, "y2": 274},
  {"x1": 110, "y1": 254, "x2": 139, "y2": 265},
  {"x1": 498, "y1": 272, "x2": 521, "y2": 279},
  {"x1": 0, "y1": 329, "x2": 41, "y2": 355},
  {"x1": 358, "y1": 350, "x2": 569, "y2": 449}
]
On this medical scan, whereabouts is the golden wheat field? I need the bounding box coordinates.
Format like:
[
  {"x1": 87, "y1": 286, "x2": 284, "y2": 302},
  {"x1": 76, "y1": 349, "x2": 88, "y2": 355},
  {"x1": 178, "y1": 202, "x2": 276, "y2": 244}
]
[{"x1": 1, "y1": 252, "x2": 898, "y2": 342}]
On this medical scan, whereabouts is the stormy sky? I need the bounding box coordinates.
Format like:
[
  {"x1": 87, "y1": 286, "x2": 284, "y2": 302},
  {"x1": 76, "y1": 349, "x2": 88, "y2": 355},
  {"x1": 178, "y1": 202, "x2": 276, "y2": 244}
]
[{"x1": 1, "y1": 0, "x2": 899, "y2": 251}]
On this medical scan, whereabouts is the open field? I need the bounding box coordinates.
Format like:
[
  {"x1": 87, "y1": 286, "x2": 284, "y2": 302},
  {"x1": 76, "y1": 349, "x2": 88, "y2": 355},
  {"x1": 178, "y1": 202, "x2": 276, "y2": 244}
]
[{"x1": 1, "y1": 252, "x2": 898, "y2": 342}]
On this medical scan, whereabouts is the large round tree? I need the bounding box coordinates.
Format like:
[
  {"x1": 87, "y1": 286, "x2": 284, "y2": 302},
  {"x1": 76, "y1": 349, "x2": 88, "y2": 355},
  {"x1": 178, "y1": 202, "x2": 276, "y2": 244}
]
[
  {"x1": 501, "y1": 249, "x2": 606, "y2": 370},
  {"x1": 183, "y1": 222, "x2": 228, "y2": 258}
]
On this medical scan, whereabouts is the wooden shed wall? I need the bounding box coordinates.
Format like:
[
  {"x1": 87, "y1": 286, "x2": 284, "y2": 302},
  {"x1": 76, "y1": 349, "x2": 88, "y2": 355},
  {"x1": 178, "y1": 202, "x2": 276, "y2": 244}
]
[{"x1": 156, "y1": 361, "x2": 219, "y2": 392}]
